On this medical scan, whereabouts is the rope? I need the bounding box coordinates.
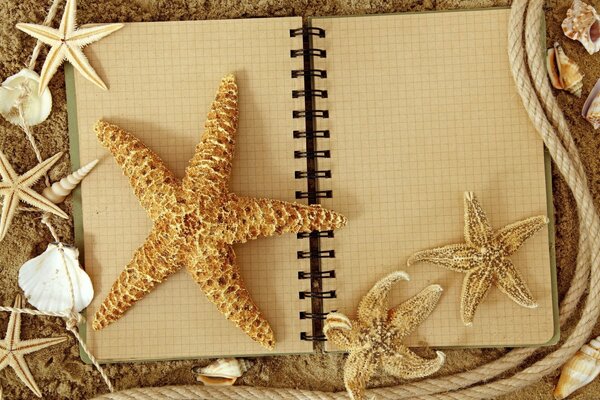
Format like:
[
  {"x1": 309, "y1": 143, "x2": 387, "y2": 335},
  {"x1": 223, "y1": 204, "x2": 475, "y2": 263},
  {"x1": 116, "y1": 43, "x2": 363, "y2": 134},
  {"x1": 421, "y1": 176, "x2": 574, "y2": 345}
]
[{"x1": 90, "y1": 1, "x2": 600, "y2": 399}]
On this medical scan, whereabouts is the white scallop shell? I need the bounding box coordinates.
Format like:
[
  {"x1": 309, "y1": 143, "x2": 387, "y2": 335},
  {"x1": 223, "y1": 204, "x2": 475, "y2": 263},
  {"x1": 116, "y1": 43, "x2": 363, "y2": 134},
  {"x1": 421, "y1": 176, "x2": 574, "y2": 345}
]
[
  {"x1": 18, "y1": 243, "x2": 94, "y2": 314},
  {"x1": 0, "y1": 69, "x2": 52, "y2": 126},
  {"x1": 562, "y1": 0, "x2": 600, "y2": 54},
  {"x1": 193, "y1": 358, "x2": 252, "y2": 386},
  {"x1": 554, "y1": 336, "x2": 600, "y2": 399},
  {"x1": 43, "y1": 159, "x2": 99, "y2": 204}
]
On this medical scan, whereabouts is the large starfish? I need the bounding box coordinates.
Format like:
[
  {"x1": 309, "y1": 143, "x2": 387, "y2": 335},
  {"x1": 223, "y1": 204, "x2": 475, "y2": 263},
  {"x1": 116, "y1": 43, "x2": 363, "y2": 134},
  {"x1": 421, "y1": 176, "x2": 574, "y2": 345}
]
[
  {"x1": 324, "y1": 271, "x2": 445, "y2": 400},
  {"x1": 0, "y1": 150, "x2": 68, "y2": 241},
  {"x1": 16, "y1": 0, "x2": 124, "y2": 95},
  {"x1": 0, "y1": 294, "x2": 67, "y2": 398},
  {"x1": 407, "y1": 192, "x2": 548, "y2": 326},
  {"x1": 92, "y1": 75, "x2": 347, "y2": 349}
]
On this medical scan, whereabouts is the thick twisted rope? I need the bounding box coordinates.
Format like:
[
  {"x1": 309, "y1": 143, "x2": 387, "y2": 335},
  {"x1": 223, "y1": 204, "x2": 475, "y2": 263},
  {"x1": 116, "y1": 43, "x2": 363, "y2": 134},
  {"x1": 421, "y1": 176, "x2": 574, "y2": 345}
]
[{"x1": 92, "y1": 1, "x2": 600, "y2": 399}]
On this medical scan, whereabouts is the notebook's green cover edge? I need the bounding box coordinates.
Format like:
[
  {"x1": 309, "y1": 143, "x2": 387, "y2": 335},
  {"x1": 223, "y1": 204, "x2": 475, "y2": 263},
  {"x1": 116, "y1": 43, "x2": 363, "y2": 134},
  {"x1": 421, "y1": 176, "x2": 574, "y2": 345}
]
[{"x1": 309, "y1": 7, "x2": 560, "y2": 349}]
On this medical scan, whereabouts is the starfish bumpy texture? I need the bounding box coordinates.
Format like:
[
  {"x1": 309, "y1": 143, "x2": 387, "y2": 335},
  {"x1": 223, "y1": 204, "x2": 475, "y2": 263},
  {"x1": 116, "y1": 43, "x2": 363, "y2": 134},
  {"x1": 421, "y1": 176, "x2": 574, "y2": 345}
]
[
  {"x1": 92, "y1": 75, "x2": 347, "y2": 349},
  {"x1": 408, "y1": 192, "x2": 548, "y2": 326},
  {"x1": 324, "y1": 271, "x2": 445, "y2": 400},
  {"x1": 0, "y1": 295, "x2": 67, "y2": 398},
  {"x1": 16, "y1": 0, "x2": 123, "y2": 94},
  {"x1": 0, "y1": 150, "x2": 68, "y2": 241}
]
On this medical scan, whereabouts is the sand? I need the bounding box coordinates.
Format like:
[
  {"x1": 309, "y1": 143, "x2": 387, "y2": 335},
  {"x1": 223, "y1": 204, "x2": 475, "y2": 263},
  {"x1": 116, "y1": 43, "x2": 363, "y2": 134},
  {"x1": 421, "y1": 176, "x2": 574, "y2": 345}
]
[{"x1": 0, "y1": 0, "x2": 598, "y2": 399}]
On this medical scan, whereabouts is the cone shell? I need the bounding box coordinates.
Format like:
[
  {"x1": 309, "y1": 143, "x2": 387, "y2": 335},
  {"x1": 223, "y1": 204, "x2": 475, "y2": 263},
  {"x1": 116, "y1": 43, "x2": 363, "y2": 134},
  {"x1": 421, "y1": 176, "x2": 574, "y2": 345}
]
[
  {"x1": 547, "y1": 42, "x2": 584, "y2": 97},
  {"x1": 582, "y1": 79, "x2": 600, "y2": 128},
  {"x1": 562, "y1": 0, "x2": 600, "y2": 54},
  {"x1": 18, "y1": 243, "x2": 94, "y2": 313},
  {"x1": 554, "y1": 336, "x2": 600, "y2": 399},
  {"x1": 193, "y1": 358, "x2": 252, "y2": 386},
  {"x1": 0, "y1": 68, "x2": 52, "y2": 126},
  {"x1": 43, "y1": 159, "x2": 98, "y2": 204}
]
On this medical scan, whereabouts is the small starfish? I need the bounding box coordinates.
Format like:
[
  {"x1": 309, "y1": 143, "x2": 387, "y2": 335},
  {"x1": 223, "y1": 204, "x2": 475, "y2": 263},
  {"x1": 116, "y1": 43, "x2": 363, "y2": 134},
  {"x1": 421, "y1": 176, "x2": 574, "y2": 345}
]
[
  {"x1": 407, "y1": 192, "x2": 548, "y2": 326},
  {"x1": 0, "y1": 294, "x2": 67, "y2": 398},
  {"x1": 324, "y1": 271, "x2": 445, "y2": 400},
  {"x1": 92, "y1": 75, "x2": 347, "y2": 349},
  {"x1": 16, "y1": 0, "x2": 124, "y2": 95},
  {"x1": 0, "y1": 150, "x2": 68, "y2": 241}
]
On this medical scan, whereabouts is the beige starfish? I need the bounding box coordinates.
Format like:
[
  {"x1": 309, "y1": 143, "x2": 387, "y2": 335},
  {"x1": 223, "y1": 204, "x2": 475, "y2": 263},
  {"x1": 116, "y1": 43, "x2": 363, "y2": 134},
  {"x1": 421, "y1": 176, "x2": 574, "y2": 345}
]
[
  {"x1": 0, "y1": 294, "x2": 67, "y2": 398},
  {"x1": 324, "y1": 271, "x2": 445, "y2": 400},
  {"x1": 16, "y1": 0, "x2": 124, "y2": 95},
  {"x1": 92, "y1": 75, "x2": 347, "y2": 349},
  {"x1": 408, "y1": 192, "x2": 548, "y2": 326},
  {"x1": 0, "y1": 150, "x2": 68, "y2": 241}
]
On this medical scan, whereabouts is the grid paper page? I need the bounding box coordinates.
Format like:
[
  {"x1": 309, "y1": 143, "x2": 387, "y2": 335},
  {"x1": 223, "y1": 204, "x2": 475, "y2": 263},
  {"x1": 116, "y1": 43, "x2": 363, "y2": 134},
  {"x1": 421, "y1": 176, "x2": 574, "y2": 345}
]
[
  {"x1": 71, "y1": 17, "x2": 316, "y2": 361},
  {"x1": 312, "y1": 9, "x2": 556, "y2": 347}
]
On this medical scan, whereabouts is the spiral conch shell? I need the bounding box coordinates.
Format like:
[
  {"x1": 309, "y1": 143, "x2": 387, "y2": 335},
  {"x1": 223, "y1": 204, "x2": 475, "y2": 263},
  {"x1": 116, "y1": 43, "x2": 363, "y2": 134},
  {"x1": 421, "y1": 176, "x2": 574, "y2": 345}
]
[
  {"x1": 18, "y1": 243, "x2": 94, "y2": 314},
  {"x1": 193, "y1": 358, "x2": 252, "y2": 386},
  {"x1": 547, "y1": 42, "x2": 584, "y2": 97},
  {"x1": 582, "y1": 79, "x2": 600, "y2": 128},
  {"x1": 42, "y1": 159, "x2": 98, "y2": 204},
  {"x1": 554, "y1": 336, "x2": 600, "y2": 399},
  {"x1": 562, "y1": 0, "x2": 600, "y2": 54}
]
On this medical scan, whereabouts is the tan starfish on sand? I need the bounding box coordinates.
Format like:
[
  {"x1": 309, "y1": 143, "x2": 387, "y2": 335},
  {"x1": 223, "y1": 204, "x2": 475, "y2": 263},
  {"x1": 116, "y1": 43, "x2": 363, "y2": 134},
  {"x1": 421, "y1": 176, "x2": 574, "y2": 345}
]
[
  {"x1": 0, "y1": 294, "x2": 67, "y2": 398},
  {"x1": 92, "y1": 75, "x2": 347, "y2": 349},
  {"x1": 0, "y1": 150, "x2": 68, "y2": 241},
  {"x1": 324, "y1": 271, "x2": 445, "y2": 400},
  {"x1": 16, "y1": 0, "x2": 123, "y2": 94},
  {"x1": 408, "y1": 192, "x2": 548, "y2": 326}
]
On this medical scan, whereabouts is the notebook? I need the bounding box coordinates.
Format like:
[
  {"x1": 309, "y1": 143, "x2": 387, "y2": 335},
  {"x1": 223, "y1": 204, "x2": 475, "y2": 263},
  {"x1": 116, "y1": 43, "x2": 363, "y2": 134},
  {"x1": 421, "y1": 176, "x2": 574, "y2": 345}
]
[{"x1": 67, "y1": 8, "x2": 558, "y2": 363}]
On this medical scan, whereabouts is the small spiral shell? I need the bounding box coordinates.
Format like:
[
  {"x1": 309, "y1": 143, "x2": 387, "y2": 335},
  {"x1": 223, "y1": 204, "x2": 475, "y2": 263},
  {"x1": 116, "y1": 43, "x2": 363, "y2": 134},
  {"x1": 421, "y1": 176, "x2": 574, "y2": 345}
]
[
  {"x1": 554, "y1": 336, "x2": 600, "y2": 399},
  {"x1": 43, "y1": 159, "x2": 98, "y2": 204}
]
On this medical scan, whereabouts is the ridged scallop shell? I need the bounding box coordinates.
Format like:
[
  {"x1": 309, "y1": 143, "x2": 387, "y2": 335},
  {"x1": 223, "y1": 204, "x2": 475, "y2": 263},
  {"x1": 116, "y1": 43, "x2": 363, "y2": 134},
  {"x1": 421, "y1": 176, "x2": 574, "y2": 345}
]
[
  {"x1": 547, "y1": 42, "x2": 584, "y2": 97},
  {"x1": 18, "y1": 243, "x2": 94, "y2": 314},
  {"x1": 562, "y1": 0, "x2": 600, "y2": 54},
  {"x1": 582, "y1": 79, "x2": 600, "y2": 128},
  {"x1": 554, "y1": 336, "x2": 600, "y2": 399},
  {"x1": 193, "y1": 358, "x2": 252, "y2": 386},
  {"x1": 0, "y1": 69, "x2": 52, "y2": 126},
  {"x1": 324, "y1": 312, "x2": 353, "y2": 333},
  {"x1": 42, "y1": 159, "x2": 98, "y2": 204}
]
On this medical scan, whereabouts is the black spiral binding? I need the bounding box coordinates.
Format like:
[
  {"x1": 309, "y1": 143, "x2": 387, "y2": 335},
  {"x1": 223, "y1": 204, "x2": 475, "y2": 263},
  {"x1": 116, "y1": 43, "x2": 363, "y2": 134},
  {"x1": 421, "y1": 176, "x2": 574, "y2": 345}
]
[{"x1": 291, "y1": 26, "x2": 335, "y2": 345}]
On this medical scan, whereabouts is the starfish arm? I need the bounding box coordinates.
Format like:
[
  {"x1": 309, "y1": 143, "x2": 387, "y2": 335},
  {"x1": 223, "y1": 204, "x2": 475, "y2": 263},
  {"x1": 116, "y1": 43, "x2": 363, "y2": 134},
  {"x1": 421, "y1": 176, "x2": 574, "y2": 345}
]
[
  {"x1": 59, "y1": 0, "x2": 77, "y2": 37},
  {"x1": 407, "y1": 244, "x2": 480, "y2": 272},
  {"x1": 182, "y1": 74, "x2": 238, "y2": 196},
  {"x1": 15, "y1": 24, "x2": 61, "y2": 46},
  {"x1": 381, "y1": 347, "x2": 445, "y2": 379},
  {"x1": 93, "y1": 224, "x2": 179, "y2": 330},
  {"x1": 389, "y1": 284, "x2": 443, "y2": 336},
  {"x1": 10, "y1": 354, "x2": 42, "y2": 397},
  {"x1": 495, "y1": 259, "x2": 537, "y2": 308},
  {"x1": 64, "y1": 45, "x2": 108, "y2": 90},
  {"x1": 0, "y1": 352, "x2": 9, "y2": 371},
  {"x1": 68, "y1": 23, "x2": 124, "y2": 47},
  {"x1": 18, "y1": 152, "x2": 63, "y2": 187},
  {"x1": 15, "y1": 336, "x2": 67, "y2": 356},
  {"x1": 184, "y1": 243, "x2": 275, "y2": 349},
  {"x1": 0, "y1": 151, "x2": 18, "y2": 182},
  {"x1": 357, "y1": 271, "x2": 409, "y2": 324},
  {"x1": 343, "y1": 351, "x2": 377, "y2": 400},
  {"x1": 95, "y1": 120, "x2": 179, "y2": 221},
  {"x1": 323, "y1": 313, "x2": 359, "y2": 350},
  {"x1": 463, "y1": 192, "x2": 493, "y2": 247},
  {"x1": 223, "y1": 195, "x2": 347, "y2": 244},
  {"x1": 5, "y1": 295, "x2": 23, "y2": 345},
  {"x1": 460, "y1": 267, "x2": 494, "y2": 326},
  {"x1": 494, "y1": 215, "x2": 549, "y2": 255},
  {"x1": 18, "y1": 188, "x2": 68, "y2": 219},
  {"x1": 37, "y1": 45, "x2": 66, "y2": 95},
  {"x1": 0, "y1": 190, "x2": 20, "y2": 241}
]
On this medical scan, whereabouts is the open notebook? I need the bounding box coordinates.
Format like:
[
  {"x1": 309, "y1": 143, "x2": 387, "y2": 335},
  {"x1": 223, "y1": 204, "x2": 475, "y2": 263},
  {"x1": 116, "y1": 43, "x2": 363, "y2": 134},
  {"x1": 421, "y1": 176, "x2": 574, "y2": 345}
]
[{"x1": 67, "y1": 8, "x2": 557, "y2": 362}]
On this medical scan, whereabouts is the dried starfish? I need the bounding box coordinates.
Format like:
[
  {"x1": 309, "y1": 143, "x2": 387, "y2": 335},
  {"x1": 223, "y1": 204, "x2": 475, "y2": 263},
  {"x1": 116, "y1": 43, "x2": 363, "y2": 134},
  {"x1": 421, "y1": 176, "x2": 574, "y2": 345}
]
[
  {"x1": 408, "y1": 192, "x2": 548, "y2": 326},
  {"x1": 0, "y1": 150, "x2": 68, "y2": 241},
  {"x1": 0, "y1": 294, "x2": 67, "y2": 398},
  {"x1": 324, "y1": 271, "x2": 445, "y2": 400},
  {"x1": 16, "y1": 0, "x2": 124, "y2": 94},
  {"x1": 92, "y1": 75, "x2": 347, "y2": 349}
]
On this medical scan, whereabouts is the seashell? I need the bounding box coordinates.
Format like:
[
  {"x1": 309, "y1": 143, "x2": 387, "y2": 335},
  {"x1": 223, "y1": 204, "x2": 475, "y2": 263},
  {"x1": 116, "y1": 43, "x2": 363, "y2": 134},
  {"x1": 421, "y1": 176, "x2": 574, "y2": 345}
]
[
  {"x1": 0, "y1": 69, "x2": 52, "y2": 126},
  {"x1": 547, "y1": 42, "x2": 584, "y2": 97},
  {"x1": 554, "y1": 336, "x2": 600, "y2": 399},
  {"x1": 18, "y1": 243, "x2": 94, "y2": 314},
  {"x1": 562, "y1": 0, "x2": 600, "y2": 54},
  {"x1": 324, "y1": 312, "x2": 353, "y2": 333},
  {"x1": 582, "y1": 78, "x2": 600, "y2": 128},
  {"x1": 42, "y1": 159, "x2": 99, "y2": 204},
  {"x1": 193, "y1": 358, "x2": 252, "y2": 386}
]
